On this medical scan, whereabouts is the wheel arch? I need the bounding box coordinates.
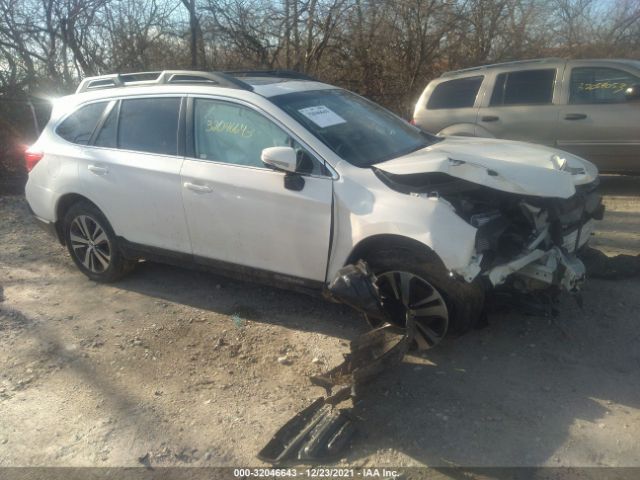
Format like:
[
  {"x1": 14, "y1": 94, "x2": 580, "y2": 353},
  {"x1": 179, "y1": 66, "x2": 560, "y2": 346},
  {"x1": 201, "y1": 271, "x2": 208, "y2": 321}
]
[
  {"x1": 473, "y1": 124, "x2": 497, "y2": 138},
  {"x1": 343, "y1": 233, "x2": 486, "y2": 340},
  {"x1": 54, "y1": 193, "x2": 102, "y2": 245},
  {"x1": 437, "y1": 122, "x2": 480, "y2": 137},
  {"x1": 344, "y1": 234, "x2": 442, "y2": 268}
]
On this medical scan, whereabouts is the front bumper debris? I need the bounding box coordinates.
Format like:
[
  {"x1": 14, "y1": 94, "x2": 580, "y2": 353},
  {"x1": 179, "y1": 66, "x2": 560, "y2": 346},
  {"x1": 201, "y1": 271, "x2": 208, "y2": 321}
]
[
  {"x1": 450, "y1": 178, "x2": 604, "y2": 294},
  {"x1": 257, "y1": 322, "x2": 409, "y2": 464},
  {"x1": 488, "y1": 246, "x2": 586, "y2": 293},
  {"x1": 258, "y1": 262, "x2": 412, "y2": 465}
]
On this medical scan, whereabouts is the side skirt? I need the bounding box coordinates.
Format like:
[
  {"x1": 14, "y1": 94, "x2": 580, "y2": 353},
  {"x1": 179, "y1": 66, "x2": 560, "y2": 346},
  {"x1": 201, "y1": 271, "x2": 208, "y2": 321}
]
[{"x1": 117, "y1": 237, "x2": 325, "y2": 296}]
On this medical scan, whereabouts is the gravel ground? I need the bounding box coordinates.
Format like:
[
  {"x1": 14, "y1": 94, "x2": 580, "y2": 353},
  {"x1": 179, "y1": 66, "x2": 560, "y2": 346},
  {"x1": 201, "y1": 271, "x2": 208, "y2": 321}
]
[{"x1": 1, "y1": 176, "x2": 639, "y2": 469}]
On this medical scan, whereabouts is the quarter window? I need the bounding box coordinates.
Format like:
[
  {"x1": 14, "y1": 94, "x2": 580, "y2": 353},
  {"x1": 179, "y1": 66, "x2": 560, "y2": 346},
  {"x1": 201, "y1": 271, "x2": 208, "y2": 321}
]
[
  {"x1": 56, "y1": 102, "x2": 108, "y2": 145},
  {"x1": 193, "y1": 99, "x2": 324, "y2": 175},
  {"x1": 118, "y1": 98, "x2": 180, "y2": 155},
  {"x1": 569, "y1": 67, "x2": 640, "y2": 104},
  {"x1": 490, "y1": 69, "x2": 556, "y2": 106},
  {"x1": 427, "y1": 76, "x2": 483, "y2": 109}
]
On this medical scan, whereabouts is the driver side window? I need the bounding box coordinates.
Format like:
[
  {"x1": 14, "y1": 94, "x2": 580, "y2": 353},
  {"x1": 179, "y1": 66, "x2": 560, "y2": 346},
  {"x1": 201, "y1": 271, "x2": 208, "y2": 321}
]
[{"x1": 193, "y1": 98, "x2": 325, "y2": 175}]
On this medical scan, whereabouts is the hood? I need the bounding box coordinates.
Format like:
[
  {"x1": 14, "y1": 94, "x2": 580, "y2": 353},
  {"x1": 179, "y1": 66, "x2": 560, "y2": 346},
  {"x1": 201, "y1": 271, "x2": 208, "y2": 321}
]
[{"x1": 375, "y1": 136, "x2": 598, "y2": 199}]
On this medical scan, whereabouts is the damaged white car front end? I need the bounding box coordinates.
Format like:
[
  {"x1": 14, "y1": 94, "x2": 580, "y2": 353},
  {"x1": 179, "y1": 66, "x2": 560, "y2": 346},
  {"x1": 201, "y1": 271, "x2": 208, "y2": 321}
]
[{"x1": 373, "y1": 136, "x2": 604, "y2": 295}]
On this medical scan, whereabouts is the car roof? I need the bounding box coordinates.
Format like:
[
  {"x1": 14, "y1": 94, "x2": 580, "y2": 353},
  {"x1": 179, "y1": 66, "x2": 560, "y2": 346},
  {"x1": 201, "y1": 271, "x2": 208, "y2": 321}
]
[
  {"x1": 49, "y1": 72, "x2": 339, "y2": 122},
  {"x1": 68, "y1": 70, "x2": 336, "y2": 102},
  {"x1": 440, "y1": 58, "x2": 640, "y2": 78}
]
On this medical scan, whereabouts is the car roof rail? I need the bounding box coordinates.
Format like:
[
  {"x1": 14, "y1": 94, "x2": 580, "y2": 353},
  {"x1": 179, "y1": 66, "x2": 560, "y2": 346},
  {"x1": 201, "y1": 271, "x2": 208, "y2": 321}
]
[
  {"x1": 225, "y1": 69, "x2": 318, "y2": 81},
  {"x1": 75, "y1": 70, "x2": 254, "y2": 94},
  {"x1": 440, "y1": 58, "x2": 565, "y2": 77}
]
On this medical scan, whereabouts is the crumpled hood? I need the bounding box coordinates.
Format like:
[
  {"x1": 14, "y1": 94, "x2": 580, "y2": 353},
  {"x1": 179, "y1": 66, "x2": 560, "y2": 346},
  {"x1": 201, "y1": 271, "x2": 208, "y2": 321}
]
[{"x1": 375, "y1": 136, "x2": 598, "y2": 199}]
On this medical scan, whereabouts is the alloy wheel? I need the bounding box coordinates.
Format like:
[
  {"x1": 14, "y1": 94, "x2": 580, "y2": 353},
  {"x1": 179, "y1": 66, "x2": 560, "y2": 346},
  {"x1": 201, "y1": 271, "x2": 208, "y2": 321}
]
[
  {"x1": 69, "y1": 214, "x2": 112, "y2": 273},
  {"x1": 374, "y1": 271, "x2": 449, "y2": 349}
]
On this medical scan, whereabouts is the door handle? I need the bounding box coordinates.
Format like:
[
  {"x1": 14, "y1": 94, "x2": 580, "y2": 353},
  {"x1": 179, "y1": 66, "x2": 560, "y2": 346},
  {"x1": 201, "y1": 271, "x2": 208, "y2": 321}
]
[
  {"x1": 564, "y1": 113, "x2": 587, "y2": 120},
  {"x1": 481, "y1": 115, "x2": 499, "y2": 122},
  {"x1": 184, "y1": 182, "x2": 213, "y2": 193},
  {"x1": 87, "y1": 165, "x2": 108, "y2": 175}
]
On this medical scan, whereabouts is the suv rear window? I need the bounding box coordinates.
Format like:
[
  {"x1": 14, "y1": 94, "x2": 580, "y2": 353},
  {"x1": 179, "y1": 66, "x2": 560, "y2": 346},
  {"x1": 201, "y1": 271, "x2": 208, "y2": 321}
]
[
  {"x1": 118, "y1": 98, "x2": 180, "y2": 155},
  {"x1": 56, "y1": 102, "x2": 108, "y2": 145},
  {"x1": 427, "y1": 76, "x2": 483, "y2": 109},
  {"x1": 490, "y1": 69, "x2": 556, "y2": 106}
]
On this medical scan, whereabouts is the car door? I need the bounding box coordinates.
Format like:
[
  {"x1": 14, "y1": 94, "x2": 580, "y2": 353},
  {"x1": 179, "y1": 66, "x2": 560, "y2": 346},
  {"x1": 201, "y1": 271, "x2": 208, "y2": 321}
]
[
  {"x1": 78, "y1": 96, "x2": 192, "y2": 254},
  {"x1": 180, "y1": 96, "x2": 333, "y2": 282},
  {"x1": 475, "y1": 67, "x2": 562, "y2": 147},
  {"x1": 556, "y1": 65, "x2": 640, "y2": 172}
]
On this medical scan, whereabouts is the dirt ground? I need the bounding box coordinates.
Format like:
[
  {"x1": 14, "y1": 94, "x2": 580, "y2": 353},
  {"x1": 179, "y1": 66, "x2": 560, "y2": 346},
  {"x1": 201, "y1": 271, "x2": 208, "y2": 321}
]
[{"x1": 1, "y1": 176, "x2": 639, "y2": 469}]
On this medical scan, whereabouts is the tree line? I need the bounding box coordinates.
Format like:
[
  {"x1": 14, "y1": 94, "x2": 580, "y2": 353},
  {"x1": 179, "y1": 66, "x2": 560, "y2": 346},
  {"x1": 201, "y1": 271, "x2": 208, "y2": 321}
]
[{"x1": 1, "y1": 0, "x2": 639, "y2": 114}]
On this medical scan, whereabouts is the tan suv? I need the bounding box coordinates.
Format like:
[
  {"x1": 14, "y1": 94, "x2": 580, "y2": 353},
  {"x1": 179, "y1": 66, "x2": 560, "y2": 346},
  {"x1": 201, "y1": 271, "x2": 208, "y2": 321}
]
[{"x1": 413, "y1": 58, "x2": 640, "y2": 173}]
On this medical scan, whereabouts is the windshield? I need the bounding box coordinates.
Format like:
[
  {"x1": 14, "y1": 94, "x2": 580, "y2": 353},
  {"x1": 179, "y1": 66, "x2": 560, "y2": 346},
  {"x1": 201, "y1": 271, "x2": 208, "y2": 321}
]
[{"x1": 270, "y1": 89, "x2": 437, "y2": 167}]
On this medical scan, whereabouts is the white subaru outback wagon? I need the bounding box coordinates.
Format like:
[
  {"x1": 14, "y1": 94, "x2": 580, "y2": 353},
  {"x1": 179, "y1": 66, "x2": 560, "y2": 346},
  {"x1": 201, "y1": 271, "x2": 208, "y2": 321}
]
[{"x1": 25, "y1": 70, "x2": 604, "y2": 349}]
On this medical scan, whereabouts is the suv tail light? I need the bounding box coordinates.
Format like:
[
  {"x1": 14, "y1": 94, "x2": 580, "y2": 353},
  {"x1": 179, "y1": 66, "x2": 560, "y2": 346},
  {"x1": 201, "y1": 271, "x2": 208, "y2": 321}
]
[
  {"x1": 409, "y1": 118, "x2": 416, "y2": 125},
  {"x1": 24, "y1": 147, "x2": 44, "y2": 172}
]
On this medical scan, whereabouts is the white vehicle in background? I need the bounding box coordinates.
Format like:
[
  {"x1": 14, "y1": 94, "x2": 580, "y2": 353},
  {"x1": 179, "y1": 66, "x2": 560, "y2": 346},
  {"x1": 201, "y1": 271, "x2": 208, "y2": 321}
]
[{"x1": 25, "y1": 70, "x2": 604, "y2": 349}]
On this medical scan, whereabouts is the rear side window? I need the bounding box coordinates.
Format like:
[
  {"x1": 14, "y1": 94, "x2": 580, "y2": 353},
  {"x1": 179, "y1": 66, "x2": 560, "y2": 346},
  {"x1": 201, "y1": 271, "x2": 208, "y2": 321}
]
[
  {"x1": 427, "y1": 76, "x2": 483, "y2": 109},
  {"x1": 490, "y1": 69, "x2": 556, "y2": 106},
  {"x1": 569, "y1": 67, "x2": 640, "y2": 104},
  {"x1": 56, "y1": 102, "x2": 107, "y2": 144},
  {"x1": 118, "y1": 98, "x2": 180, "y2": 155}
]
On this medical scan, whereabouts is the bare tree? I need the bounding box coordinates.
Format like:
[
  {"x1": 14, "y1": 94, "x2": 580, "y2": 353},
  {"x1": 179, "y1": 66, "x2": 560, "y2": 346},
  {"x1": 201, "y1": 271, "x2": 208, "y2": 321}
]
[
  {"x1": 180, "y1": 0, "x2": 206, "y2": 68},
  {"x1": 1, "y1": 0, "x2": 640, "y2": 111}
]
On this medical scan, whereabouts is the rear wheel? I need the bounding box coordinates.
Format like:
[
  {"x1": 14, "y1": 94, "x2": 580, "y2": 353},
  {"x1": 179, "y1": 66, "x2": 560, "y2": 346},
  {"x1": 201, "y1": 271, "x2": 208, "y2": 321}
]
[
  {"x1": 365, "y1": 248, "x2": 485, "y2": 350},
  {"x1": 63, "y1": 201, "x2": 136, "y2": 282}
]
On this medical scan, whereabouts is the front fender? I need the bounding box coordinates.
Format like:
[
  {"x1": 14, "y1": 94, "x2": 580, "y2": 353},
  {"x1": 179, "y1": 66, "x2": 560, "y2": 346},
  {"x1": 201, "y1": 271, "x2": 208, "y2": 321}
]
[{"x1": 327, "y1": 169, "x2": 477, "y2": 281}]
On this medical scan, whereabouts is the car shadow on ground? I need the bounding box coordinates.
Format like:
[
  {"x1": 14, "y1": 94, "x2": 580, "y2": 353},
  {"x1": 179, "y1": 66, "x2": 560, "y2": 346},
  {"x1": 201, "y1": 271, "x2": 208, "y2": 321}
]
[
  {"x1": 598, "y1": 174, "x2": 640, "y2": 197},
  {"x1": 116, "y1": 260, "x2": 365, "y2": 340}
]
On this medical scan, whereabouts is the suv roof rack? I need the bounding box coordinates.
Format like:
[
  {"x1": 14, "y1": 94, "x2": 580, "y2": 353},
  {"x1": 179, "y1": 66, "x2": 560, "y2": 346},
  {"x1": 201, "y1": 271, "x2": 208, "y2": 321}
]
[
  {"x1": 225, "y1": 69, "x2": 317, "y2": 81},
  {"x1": 441, "y1": 58, "x2": 564, "y2": 77},
  {"x1": 76, "y1": 70, "x2": 253, "y2": 94}
]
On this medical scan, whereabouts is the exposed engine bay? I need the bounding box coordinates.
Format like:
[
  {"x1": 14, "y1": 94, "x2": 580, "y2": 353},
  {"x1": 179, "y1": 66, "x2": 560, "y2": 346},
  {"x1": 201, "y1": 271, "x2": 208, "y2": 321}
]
[{"x1": 373, "y1": 169, "x2": 605, "y2": 293}]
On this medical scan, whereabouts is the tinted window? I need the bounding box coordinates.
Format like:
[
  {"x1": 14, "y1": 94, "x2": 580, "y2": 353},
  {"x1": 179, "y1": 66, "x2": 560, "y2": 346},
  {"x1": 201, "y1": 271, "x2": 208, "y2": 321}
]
[
  {"x1": 427, "y1": 76, "x2": 483, "y2": 109},
  {"x1": 271, "y1": 89, "x2": 438, "y2": 167},
  {"x1": 119, "y1": 98, "x2": 180, "y2": 155},
  {"x1": 56, "y1": 102, "x2": 107, "y2": 144},
  {"x1": 94, "y1": 103, "x2": 118, "y2": 148},
  {"x1": 570, "y1": 67, "x2": 640, "y2": 104},
  {"x1": 490, "y1": 69, "x2": 556, "y2": 106},
  {"x1": 194, "y1": 99, "x2": 324, "y2": 175}
]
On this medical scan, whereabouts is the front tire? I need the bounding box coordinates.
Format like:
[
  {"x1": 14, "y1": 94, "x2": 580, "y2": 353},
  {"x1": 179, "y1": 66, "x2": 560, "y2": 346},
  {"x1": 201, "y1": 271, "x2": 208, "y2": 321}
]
[
  {"x1": 63, "y1": 201, "x2": 135, "y2": 282},
  {"x1": 365, "y1": 248, "x2": 485, "y2": 350}
]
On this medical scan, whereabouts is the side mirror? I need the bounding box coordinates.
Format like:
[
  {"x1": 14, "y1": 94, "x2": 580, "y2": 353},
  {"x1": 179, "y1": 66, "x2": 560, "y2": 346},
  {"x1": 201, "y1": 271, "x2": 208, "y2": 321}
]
[
  {"x1": 261, "y1": 147, "x2": 297, "y2": 173},
  {"x1": 625, "y1": 84, "x2": 640, "y2": 101}
]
